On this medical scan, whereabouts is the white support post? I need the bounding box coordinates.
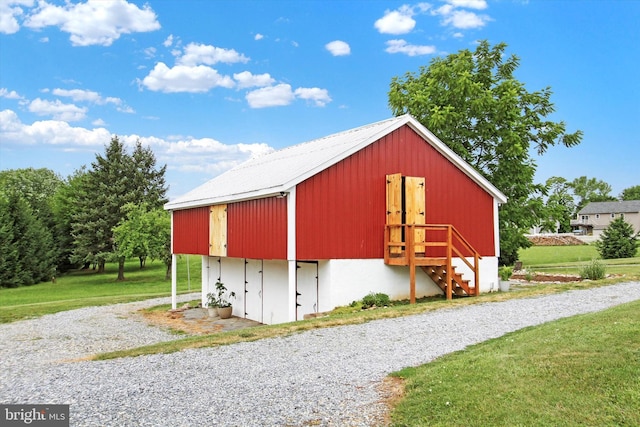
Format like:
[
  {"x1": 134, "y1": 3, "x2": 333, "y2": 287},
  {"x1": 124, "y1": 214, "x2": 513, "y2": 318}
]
[{"x1": 171, "y1": 254, "x2": 177, "y2": 310}]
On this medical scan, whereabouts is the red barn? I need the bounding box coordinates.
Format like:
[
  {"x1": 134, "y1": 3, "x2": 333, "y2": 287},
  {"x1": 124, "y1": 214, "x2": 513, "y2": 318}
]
[{"x1": 165, "y1": 115, "x2": 507, "y2": 324}]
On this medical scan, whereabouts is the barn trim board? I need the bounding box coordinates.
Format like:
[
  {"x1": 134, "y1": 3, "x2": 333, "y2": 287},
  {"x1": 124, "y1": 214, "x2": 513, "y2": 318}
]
[{"x1": 167, "y1": 115, "x2": 507, "y2": 324}]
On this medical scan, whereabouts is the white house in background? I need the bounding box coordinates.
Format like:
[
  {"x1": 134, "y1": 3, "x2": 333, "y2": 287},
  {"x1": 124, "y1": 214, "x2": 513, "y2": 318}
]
[
  {"x1": 165, "y1": 115, "x2": 507, "y2": 325},
  {"x1": 572, "y1": 200, "x2": 640, "y2": 237}
]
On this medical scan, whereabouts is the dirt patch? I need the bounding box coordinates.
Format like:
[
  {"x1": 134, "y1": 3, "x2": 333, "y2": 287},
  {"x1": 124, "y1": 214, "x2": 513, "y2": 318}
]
[
  {"x1": 511, "y1": 272, "x2": 582, "y2": 283},
  {"x1": 140, "y1": 310, "x2": 224, "y2": 335},
  {"x1": 376, "y1": 376, "x2": 407, "y2": 426},
  {"x1": 527, "y1": 235, "x2": 586, "y2": 246}
]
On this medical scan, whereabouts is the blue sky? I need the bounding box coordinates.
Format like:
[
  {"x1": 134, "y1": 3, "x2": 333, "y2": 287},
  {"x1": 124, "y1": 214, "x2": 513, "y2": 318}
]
[{"x1": 1, "y1": 0, "x2": 638, "y2": 200}]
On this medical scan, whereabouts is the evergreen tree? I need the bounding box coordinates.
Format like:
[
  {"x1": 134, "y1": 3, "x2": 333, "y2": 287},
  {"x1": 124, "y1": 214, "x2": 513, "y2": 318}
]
[
  {"x1": 595, "y1": 217, "x2": 639, "y2": 259},
  {"x1": 71, "y1": 136, "x2": 167, "y2": 280}
]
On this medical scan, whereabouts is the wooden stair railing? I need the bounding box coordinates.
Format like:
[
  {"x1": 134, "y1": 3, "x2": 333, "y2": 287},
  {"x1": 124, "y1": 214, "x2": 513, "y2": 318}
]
[{"x1": 384, "y1": 224, "x2": 481, "y2": 302}]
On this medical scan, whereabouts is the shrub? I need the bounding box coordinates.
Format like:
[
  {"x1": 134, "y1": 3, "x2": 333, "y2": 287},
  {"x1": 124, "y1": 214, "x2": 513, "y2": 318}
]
[
  {"x1": 361, "y1": 292, "x2": 391, "y2": 309},
  {"x1": 580, "y1": 259, "x2": 606, "y2": 280},
  {"x1": 595, "y1": 217, "x2": 639, "y2": 259}
]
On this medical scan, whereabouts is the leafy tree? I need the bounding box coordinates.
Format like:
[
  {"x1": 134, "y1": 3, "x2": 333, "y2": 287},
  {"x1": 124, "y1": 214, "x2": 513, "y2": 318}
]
[
  {"x1": 388, "y1": 40, "x2": 582, "y2": 264},
  {"x1": 113, "y1": 204, "x2": 172, "y2": 279},
  {"x1": 595, "y1": 217, "x2": 639, "y2": 259},
  {"x1": 570, "y1": 176, "x2": 615, "y2": 213},
  {"x1": 542, "y1": 176, "x2": 574, "y2": 233},
  {"x1": 620, "y1": 185, "x2": 640, "y2": 201},
  {"x1": 71, "y1": 136, "x2": 167, "y2": 280}
]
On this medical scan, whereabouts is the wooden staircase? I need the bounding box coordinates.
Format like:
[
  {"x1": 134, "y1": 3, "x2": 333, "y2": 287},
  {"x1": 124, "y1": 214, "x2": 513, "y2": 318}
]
[
  {"x1": 421, "y1": 265, "x2": 475, "y2": 297},
  {"x1": 384, "y1": 224, "x2": 481, "y2": 302}
]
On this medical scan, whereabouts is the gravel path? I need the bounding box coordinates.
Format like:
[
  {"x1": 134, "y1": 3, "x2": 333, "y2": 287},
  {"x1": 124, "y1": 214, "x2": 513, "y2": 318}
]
[{"x1": 2, "y1": 283, "x2": 640, "y2": 426}]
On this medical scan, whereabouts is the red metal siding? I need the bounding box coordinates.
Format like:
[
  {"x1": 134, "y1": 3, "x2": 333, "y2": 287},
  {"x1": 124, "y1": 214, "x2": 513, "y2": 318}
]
[
  {"x1": 172, "y1": 207, "x2": 209, "y2": 255},
  {"x1": 296, "y1": 125, "x2": 496, "y2": 259},
  {"x1": 227, "y1": 197, "x2": 287, "y2": 259}
]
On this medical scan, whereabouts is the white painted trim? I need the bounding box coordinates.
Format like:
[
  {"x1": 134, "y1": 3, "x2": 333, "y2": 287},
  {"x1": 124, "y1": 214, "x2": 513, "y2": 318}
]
[
  {"x1": 201, "y1": 256, "x2": 209, "y2": 307},
  {"x1": 494, "y1": 198, "x2": 501, "y2": 258}
]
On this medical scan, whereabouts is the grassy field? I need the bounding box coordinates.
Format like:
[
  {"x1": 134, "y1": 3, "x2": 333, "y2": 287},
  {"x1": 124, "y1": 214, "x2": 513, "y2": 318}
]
[
  {"x1": 0, "y1": 255, "x2": 202, "y2": 323},
  {"x1": 389, "y1": 299, "x2": 640, "y2": 426},
  {"x1": 517, "y1": 244, "x2": 640, "y2": 277}
]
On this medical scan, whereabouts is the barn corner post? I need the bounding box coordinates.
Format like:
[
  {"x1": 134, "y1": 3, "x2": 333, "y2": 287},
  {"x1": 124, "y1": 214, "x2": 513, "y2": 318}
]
[{"x1": 286, "y1": 187, "x2": 297, "y2": 322}]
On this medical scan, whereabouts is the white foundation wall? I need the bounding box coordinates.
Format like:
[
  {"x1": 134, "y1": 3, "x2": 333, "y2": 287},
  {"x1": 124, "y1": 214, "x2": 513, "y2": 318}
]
[
  {"x1": 321, "y1": 259, "x2": 442, "y2": 309},
  {"x1": 451, "y1": 256, "x2": 500, "y2": 293},
  {"x1": 203, "y1": 257, "x2": 291, "y2": 325}
]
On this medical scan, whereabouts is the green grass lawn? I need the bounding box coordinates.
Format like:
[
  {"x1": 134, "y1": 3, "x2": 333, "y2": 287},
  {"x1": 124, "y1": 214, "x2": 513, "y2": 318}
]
[
  {"x1": 389, "y1": 299, "x2": 640, "y2": 426},
  {"x1": 518, "y1": 244, "x2": 640, "y2": 277},
  {"x1": 0, "y1": 255, "x2": 202, "y2": 323}
]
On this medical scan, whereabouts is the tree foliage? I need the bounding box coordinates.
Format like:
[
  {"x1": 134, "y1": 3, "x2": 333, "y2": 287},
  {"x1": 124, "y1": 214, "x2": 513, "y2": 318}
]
[
  {"x1": 542, "y1": 177, "x2": 575, "y2": 233},
  {"x1": 570, "y1": 176, "x2": 615, "y2": 213},
  {"x1": 71, "y1": 137, "x2": 167, "y2": 280},
  {"x1": 620, "y1": 185, "x2": 640, "y2": 201},
  {"x1": 113, "y1": 204, "x2": 172, "y2": 278},
  {"x1": 595, "y1": 217, "x2": 639, "y2": 259},
  {"x1": 388, "y1": 40, "x2": 582, "y2": 264}
]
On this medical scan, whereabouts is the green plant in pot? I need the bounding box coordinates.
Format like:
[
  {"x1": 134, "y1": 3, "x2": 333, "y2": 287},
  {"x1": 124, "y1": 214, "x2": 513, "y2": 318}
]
[
  {"x1": 498, "y1": 266, "x2": 513, "y2": 292},
  {"x1": 206, "y1": 292, "x2": 219, "y2": 317},
  {"x1": 214, "y1": 281, "x2": 236, "y2": 319}
]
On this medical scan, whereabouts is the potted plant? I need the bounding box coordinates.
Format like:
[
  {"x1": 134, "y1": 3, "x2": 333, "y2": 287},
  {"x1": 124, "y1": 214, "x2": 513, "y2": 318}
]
[
  {"x1": 498, "y1": 266, "x2": 513, "y2": 292},
  {"x1": 213, "y1": 281, "x2": 236, "y2": 319},
  {"x1": 206, "y1": 292, "x2": 219, "y2": 317}
]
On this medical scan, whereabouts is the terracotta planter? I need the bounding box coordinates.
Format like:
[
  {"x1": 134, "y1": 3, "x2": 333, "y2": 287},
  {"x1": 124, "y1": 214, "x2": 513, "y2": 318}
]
[
  {"x1": 207, "y1": 307, "x2": 218, "y2": 317},
  {"x1": 218, "y1": 306, "x2": 233, "y2": 319}
]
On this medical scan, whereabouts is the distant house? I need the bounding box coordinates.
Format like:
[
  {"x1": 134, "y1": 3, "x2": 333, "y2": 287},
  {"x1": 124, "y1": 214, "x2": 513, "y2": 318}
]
[
  {"x1": 571, "y1": 200, "x2": 640, "y2": 237},
  {"x1": 165, "y1": 115, "x2": 507, "y2": 325}
]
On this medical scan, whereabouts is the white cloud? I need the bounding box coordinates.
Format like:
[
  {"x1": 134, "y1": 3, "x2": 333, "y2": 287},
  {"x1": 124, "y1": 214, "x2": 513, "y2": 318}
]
[
  {"x1": 233, "y1": 71, "x2": 275, "y2": 89},
  {"x1": 374, "y1": 3, "x2": 430, "y2": 35},
  {"x1": 23, "y1": 0, "x2": 160, "y2": 46},
  {"x1": 0, "y1": 88, "x2": 23, "y2": 99},
  {"x1": 325, "y1": 40, "x2": 351, "y2": 56},
  {"x1": 432, "y1": 1, "x2": 491, "y2": 29},
  {"x1": 385, "y1": 39, "x2": 436, "y2": 56},
  {"x1": 92, "y1": 118, "x2": 106, "y2": 126},
  {"x1": 163, "y1": 34, "x2": 174, "y2": 47},
  {"x1": 177, "y1": 42, "x2": 249, "y2": 66},
  {"x1": 51, "y1": 88, "x2": 101, "y2": 103},
  {"x1": 254, "y1": 33, "x2": 264, "y2": 40},
  {"x1": 0, "y1": 108, "x2": 275, "y2": 177},
  {"x1": 447, "y1": 0, "x2": 487, "y2": 10},
  {"x1": 246, "y1": 84, "x2": 332, "y2": 108},
  {"x1": 246, "y1": 84, "x2": 295, "y2": 108},
  {"x1": 442, "y1": 9, "x2": 489, "y2": 29},
  {"x1": 0, "y1": 0, "x2": 33, "y2": 34},
  {"x1": 28, "y1": 98, "x2": 87, "y2": 121},
  {"x1": 0, "y1": 109, "x2": 110, "y2": 145},
  {"x1": 294, "y1": 88, "x2": 332, "y2": 107},
  {"x1": 142, "y1": 62, "x2": 235, "y2": 93}
]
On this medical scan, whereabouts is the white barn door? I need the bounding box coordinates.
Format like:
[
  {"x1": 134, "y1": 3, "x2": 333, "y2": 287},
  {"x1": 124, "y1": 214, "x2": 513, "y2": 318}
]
[
  {"x1": 244, "y1": 259, "x2": 263, "y2": 323},
  {"x1": 296, "y1": 261, "x2": 318, "y2": 320}
]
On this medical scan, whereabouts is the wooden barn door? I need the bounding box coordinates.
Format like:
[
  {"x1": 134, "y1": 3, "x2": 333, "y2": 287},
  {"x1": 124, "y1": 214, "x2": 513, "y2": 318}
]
[
  {"x1": 386, "y1": 174, "x2": 426, "y2": 252},
  {"x1": 209, "y1": 204, "x2": 227, "y2": 256}
]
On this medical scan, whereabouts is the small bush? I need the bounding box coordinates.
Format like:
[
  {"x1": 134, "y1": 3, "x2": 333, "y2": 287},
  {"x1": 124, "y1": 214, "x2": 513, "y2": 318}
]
[
  {"x1": 580, "y1": 259, "x2": 606, "y2": 280},
  {"x1": 361, "y1": 292, "x2": 391, "y2": 309}
]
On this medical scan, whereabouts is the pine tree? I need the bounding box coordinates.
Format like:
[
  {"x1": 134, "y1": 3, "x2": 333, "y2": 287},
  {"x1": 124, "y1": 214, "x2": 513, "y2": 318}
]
[{"x1": 595, "y1": 217, "x2": 639, "y2": 259}]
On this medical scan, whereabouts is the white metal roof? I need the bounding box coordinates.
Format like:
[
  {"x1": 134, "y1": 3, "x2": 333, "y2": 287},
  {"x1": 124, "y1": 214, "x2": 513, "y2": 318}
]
[{"x1": 165, "y1": 114, "x2": 507, "y2": 210}]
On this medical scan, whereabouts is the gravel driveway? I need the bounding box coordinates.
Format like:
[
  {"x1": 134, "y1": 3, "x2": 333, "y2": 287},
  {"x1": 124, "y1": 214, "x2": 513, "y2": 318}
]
[{"x1": 2, "y1": 283, "x2": 640, "y2": 426}]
